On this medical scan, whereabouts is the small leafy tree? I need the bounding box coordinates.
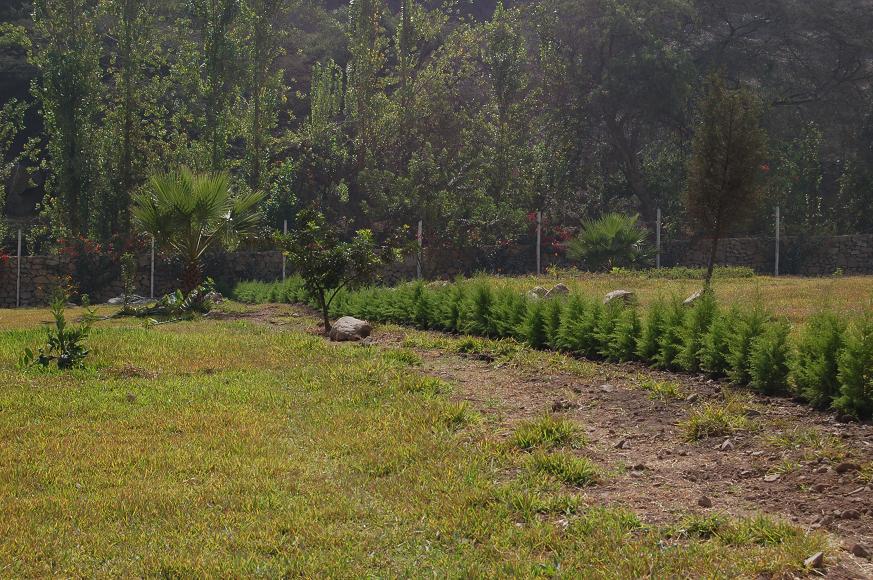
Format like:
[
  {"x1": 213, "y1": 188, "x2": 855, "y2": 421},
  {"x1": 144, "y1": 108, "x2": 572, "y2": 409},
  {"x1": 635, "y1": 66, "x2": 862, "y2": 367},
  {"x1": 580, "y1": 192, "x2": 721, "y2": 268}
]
[
  {"x1": 20, "y1": 290, "x2": 92, "y2": 370},
  {"x1": 278, "y1": 209, "x2": 404, "y2": 332},
  {"x1": 132, "y1": 168, "x2": 265, "y2": 292},
  {"x1": 119, "y1": 252, "x2": 137, "y2": 313},
  {"x1": 685, "y1": 75, "x2": 768, "y2": 285},
  {"x1": 567, "y1": 213, "x2": 652, "y2": 272}
]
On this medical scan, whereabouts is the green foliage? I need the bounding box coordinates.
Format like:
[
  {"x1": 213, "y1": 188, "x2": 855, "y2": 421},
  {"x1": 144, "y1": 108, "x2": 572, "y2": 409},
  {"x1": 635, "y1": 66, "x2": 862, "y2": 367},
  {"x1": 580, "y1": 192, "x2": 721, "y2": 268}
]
[
  {"x1": 726, "y1": 308, "x2": 770, "y2": 385},
  {"x1": 606, "y1": 307, "x2": 642, "y2": 362},
  {"x1": 653, "y1": 299, "x2": 687, "y2": 370},
  {"x1": 567, "y1": 213, "x2": 652, "y2": 272},
  {"x1": 276, "y1": 209, "x2": 403, "y2": 331},
  {"x1": 464, "y1": 284, "x2": 496, "y2": 337},
  {"x1": 520, "y1": 301, "x2": 549, "y2": 349},
  {"x1": 490, "y1": 289, "x2": 528, "y2": 339},
  {"x1": 700, "y1": 308, "x2": 739, "y2": 376},
  {"x1": 637, "y1": 299, "x2": 667, "y2": 363},
  {"x1": 555, "y1": 298, "x2": 600, "y2": 357},
  {"x1": 685, "y1": 75, "x2": 767, "y2": 282},
  {"x1": 834, "y1": 316, "x2": 873, "y2": 420},
  {"x1": 678, "y1": 291, "x2": 718, "y2": 372},
  {"x1": 133, "y1": 168, "x2": 264, "y2": 291},
  {"x1": 791, "y1": 312, "x2": 846, "y2": 409},
  {"x1": 682, "y1": 396, "x2": 757, "y2": 441},
  {"x1": 128, "y1": 278, "x2": 217, "y2": 320},
  {"x1": 748, "y1": 320, "x2": 791, "y2": 394},
  {"x1": 20, "y1": 291, "x2": 91, "y2": 370}
]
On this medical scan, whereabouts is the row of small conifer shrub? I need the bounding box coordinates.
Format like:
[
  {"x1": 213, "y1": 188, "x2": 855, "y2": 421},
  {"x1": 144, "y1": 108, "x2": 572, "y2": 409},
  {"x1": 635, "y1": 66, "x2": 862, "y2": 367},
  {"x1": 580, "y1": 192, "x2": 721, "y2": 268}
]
[{"x1": 233, "y1": 278, "x2": 873, "y2": 421}]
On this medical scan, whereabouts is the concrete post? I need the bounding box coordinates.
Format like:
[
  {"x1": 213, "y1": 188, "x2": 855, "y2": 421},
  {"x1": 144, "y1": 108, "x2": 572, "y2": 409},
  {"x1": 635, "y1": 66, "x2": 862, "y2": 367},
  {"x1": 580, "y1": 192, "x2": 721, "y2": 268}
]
[
  {"x1": 16, "y1": 229, "x2": 22, "y2": 308},
  {"x1": 150, "y1": 236, "x2": 155, "y2": 299},
  {"x1": 775, "y1": 206, "x2": 780, "y2": 277},
  {"x1": 282, "y1": 219, "x2": 288, "y2": 282},
  {"x1": 536, "y1": 211, "x2": 542, "y2": 276},
  {"x1": 416, "y1": 220, "x2": 423, "y2": 280}
]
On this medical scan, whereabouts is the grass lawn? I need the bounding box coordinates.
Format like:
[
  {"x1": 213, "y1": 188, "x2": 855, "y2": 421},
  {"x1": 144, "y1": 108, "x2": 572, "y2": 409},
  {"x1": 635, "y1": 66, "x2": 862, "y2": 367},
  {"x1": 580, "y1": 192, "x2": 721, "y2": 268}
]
[
  {"x1": 487, "y1": 272, "x2": 873, "y2": 324},
  {"x1": 0, "y1": 305, "x2": 830, "y2": 577}
]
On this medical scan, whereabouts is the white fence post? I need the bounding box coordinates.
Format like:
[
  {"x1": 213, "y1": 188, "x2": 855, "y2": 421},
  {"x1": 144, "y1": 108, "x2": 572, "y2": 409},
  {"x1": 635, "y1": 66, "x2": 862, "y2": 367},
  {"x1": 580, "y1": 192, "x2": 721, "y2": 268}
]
[
  {"x1": 536, "y1": 211, "x2": 542, "y2": 276},
  {"x1": 775, "y1": 206, "x2": 780, "y2": 277},
  {"x1": 150, "y1": 236, "x2": 155, "y2": 299},
  {"x1": 282, "y1": 219, "x2": 288, "y2": 282},
  {"x1": 16, "y1": 229, "x2": 22, "y2": 308},
  {"x1": 656, "y1": 207, "x2": 662, "y2": 269},
  {"x1": 416, "y1": 220, "x2": 423, "y2": 280}
]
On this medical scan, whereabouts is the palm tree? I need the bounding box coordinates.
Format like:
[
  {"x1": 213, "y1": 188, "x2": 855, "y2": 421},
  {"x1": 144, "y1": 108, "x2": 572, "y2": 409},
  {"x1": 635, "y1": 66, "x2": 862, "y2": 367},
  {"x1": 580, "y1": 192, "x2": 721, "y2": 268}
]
[{"x1": 133, "y1": 168, "x2": 265, "y2": 293}]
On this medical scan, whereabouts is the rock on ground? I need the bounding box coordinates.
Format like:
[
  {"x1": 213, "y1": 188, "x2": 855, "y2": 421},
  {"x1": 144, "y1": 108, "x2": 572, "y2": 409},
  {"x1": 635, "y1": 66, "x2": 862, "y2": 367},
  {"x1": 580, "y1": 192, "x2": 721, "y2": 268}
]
[
  {"x1": 604, "y1": 290, "x2": 635, "y2": 305},
  {"x1": 329, "y1": 317, "x2": 373, "y2": 342}
]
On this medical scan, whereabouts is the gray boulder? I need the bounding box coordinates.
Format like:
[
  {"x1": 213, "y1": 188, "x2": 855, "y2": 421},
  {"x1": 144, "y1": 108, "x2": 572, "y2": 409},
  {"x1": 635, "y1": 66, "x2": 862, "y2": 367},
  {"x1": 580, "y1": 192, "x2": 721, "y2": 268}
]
[
  {"x1": 107, "y1": 294, "x2": 151, "y2": 306},
  {"x1": 329, "y1": 317, "x2": 373, "y2": 342},
  {"x1": 604, "y1": 290, "x2": 635, "y2": 305},
  {"x1": 527, "y1": 286, "x2": 548, "y2": 300},
  {"x1": 545, "y1": 283, "x2": 570, "y2": 299}
]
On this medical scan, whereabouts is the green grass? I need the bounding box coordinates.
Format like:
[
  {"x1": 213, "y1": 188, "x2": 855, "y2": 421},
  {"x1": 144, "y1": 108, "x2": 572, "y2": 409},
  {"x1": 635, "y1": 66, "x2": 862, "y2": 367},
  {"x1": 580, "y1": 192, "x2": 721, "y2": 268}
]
[
  {"x1": 681, "y1": 394, "x2": 760, "y2": 441},
  {"x1": 638, "y1": 377, "x2": 684, "y2": 401},
  {"x1": 511, "y1": 416, "x2": 582, "y2": 451},
  {"x1": 0, "y1": 306, "x2": 829, "y2": 577},
  {"x1": 528, "y1": 451, "x2": 600, "y2": 487}
]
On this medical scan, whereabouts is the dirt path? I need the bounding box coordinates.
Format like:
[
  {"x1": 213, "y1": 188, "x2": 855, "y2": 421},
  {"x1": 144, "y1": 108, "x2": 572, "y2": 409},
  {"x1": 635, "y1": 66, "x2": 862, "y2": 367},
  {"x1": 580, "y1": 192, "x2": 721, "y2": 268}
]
[{"x1": 227, "y1": 304, "x2": 873, "y2": 578}]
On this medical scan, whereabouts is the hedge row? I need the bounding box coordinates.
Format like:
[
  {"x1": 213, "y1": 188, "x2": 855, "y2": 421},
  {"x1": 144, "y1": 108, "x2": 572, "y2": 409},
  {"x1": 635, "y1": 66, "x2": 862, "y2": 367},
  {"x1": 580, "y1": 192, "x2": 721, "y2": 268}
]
[{"x1": 233, "y1": 278, "x2": 873, "y2": 420}]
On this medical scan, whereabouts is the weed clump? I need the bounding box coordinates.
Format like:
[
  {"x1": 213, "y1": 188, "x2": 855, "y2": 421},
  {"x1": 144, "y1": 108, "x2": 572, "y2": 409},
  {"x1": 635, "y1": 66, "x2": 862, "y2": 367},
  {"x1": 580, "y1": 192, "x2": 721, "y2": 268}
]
[
  {"x1": 512, "y1": 416, "x2": 580, "y2": 451},
  {"x1": 528, "y1": 451, "x2": 599, "y2": 487}
]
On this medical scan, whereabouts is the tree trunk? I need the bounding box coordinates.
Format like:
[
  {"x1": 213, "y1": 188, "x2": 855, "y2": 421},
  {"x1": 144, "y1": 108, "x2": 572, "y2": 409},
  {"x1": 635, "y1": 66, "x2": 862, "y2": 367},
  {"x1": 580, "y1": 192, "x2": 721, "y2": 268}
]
[
  {"x1": 321, "y1": 302, "x2": 331, "y2": 334},
  {"x1": 705, "y1": 234, "x2": 720, "y2": 287},
  {"x1": 181, "y1": 260, "x2": 203, "y2": 294}
]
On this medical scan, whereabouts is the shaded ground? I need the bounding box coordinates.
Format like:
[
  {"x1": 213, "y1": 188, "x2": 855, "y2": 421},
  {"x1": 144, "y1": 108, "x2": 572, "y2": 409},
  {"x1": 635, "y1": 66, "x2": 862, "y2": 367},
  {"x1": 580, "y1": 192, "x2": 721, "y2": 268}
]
[{"x1": 225, "y1": 303, "x2": 873, "y2": 577}]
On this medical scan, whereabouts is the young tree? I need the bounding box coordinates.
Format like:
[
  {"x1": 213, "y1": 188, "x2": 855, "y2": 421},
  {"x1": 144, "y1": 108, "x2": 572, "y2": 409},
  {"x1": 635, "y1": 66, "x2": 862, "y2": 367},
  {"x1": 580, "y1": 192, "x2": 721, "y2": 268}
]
[
  {"x1": 685, "y1": 75, "x2": 768, "y2": 285},
  {"x1": 278, "y1": 209, "x2": 403, "y2": 332},
  {"x1": 132, "y1": 168, "x2": 264, "y2": 292}
]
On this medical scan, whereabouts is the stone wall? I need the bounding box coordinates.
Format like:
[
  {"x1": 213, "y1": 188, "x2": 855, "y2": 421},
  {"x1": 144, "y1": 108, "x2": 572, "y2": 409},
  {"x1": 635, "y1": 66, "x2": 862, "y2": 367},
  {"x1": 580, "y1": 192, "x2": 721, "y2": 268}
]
[
  {"x1": 661, "y1": 234, "x2": 873, "y2": 276},
  {"x1": 2, "y1": 234, "x2": 871, "y2": 306}
]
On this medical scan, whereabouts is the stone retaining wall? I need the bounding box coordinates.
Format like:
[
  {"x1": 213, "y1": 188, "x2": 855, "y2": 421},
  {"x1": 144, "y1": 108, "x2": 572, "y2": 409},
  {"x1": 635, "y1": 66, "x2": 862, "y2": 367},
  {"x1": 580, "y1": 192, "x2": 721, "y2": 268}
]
[{"x1": 1, "y1": 234, "x2": 871, "y2": 306}]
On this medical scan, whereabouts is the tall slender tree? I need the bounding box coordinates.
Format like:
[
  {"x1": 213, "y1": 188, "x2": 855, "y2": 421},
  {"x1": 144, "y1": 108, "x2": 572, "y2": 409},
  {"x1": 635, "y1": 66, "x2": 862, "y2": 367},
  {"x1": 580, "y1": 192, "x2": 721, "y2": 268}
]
[{"x1": 685, "y1": 75, "x2": 768, "y2": 285}]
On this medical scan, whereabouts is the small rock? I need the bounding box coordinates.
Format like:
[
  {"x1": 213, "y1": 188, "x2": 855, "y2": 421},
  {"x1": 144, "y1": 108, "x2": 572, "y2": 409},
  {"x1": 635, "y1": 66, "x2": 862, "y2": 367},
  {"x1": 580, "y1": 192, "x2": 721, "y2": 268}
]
[
  {"x1": 600, "y1": 383, "x2": 616, "y2": 393},
  {"x1": 603, "y1": 290, "x2": 635, "y2": 305},
  {"x1": 683, "y1": 289, "x2": 704, "y2": 306},
  {"x1": 125, "y1": 392, "x2": 137, "y2": 403},
  {"x1": 849, "y1": 543, "x2": 871, "y2": 560},
  {"x1": 615, "y1": 439, "x2": 629, "y2": 449},
  {"x1": 814, "y1": 466, "x2": 829, "y2": 474},
  {"x1": 632, "y1": 463, "x2": 647, "y2": 471},
  {"x1": 813, "y1": 483, "x2": 827, "y2": 493},
  {"x1": 834, "y1": 462, "x2": 860, "y2": 474},
  {"x1": 552, "y1": 399, "x2": 575, "y2": 412},
  {"x1": 803, "y1": 552, "x2": 825, "y2": 570},
  {"x1": 698, "y1": 496, "x2": 713, "y2": 508},
  {"x1": 840, "y1": 509, "x2": 861, "y2": 520},
  {"x1": 719, "y1": 439, "x2": 734, "y2": 452},
  {"x1": 836, "y1": 413, "x2": 856, "y2": 424},
  {"x1": 744, "y1": 409, "x2": 762, "y2": 418},
  {"x1": 763, "y1": 473, "x2": 781, "y2": 483},
  {"x1": 686, "y1": 393, "x2": 700, "y2": 404}
]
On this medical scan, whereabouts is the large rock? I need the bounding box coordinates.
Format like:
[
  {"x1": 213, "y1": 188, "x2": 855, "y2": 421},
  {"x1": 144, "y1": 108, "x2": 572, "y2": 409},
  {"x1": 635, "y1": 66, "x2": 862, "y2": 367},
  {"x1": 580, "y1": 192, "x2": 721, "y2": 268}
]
[
  {"x1": 604, "y1": 290, "x2": 635, "y2": 305},
  {"x1": 329, "y1": 317, "x2": 373, "y2": 342},
  {"x1": 545, "y1": 283, "x2": 570, "y2": 299},
  {"x1": 527, "y1": 286, "x2": 548, "y2": 300},
  {"x1": 107, "y1": 294, "x2": 151, "y2": 306}
]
